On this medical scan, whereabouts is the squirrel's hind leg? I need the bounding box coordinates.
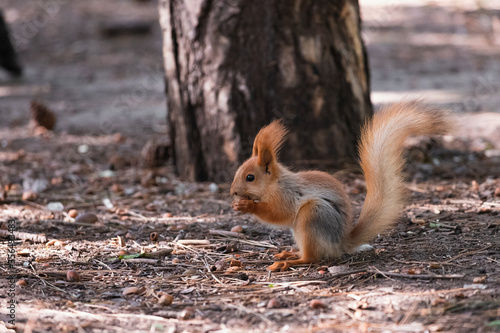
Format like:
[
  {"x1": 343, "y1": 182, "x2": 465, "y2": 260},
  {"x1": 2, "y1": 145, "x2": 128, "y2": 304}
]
[
  {"x1": 268, "y1": 201, "x2": 319, "y2": 272},
  {"x1": 274, "y1": 250, "x2": 299, "y2": 260}
]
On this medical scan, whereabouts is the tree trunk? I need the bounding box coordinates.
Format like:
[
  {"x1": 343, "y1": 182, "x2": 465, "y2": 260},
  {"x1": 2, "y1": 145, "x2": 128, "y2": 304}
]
[
  {"x1": 159, "y1": 0, "x2": 371, "y2": 182},
  {"x1": 0, "y1": 11, "x2": 22, "y2": 76}
]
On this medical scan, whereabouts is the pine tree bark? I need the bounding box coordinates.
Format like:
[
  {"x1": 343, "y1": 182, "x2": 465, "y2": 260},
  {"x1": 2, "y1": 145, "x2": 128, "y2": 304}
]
[
  {"x1": 0, "y1": 11, "x2": 22, "y2": 76},
  {"x1": 159, "y1": 0, "x2": 371, "y2": 182}
]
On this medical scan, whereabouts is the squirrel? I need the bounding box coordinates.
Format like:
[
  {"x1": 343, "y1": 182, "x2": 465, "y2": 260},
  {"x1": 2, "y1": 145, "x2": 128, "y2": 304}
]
[{"x1": 230, "y1": 101, "x2": 451, "y2": 271}]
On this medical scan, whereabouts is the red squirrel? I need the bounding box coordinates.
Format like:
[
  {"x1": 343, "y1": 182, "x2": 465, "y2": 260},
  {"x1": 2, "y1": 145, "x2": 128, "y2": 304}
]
[{"x1": 230, "y1": 101, "x2": 451, "y2": 271}]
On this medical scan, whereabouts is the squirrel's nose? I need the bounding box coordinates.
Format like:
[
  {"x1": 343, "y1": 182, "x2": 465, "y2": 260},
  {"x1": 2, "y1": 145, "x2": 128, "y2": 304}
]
[{"x1": 230, "y1": 189, "x2": 237, "y2": 196}]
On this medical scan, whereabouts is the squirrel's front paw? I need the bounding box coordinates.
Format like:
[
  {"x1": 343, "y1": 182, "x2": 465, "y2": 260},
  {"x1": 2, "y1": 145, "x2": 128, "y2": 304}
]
[{"x1": 231, "y1": 199, "x2": 255, "y2": 213}]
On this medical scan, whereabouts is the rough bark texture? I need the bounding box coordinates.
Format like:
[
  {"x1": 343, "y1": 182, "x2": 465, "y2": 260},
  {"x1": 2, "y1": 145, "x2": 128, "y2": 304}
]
[
  {"x1": 159, "y1": 0, "x2": 371, "y2": 182},
  {"x1": 0, "y1": 10, "x2": 22, "y2": 76}
]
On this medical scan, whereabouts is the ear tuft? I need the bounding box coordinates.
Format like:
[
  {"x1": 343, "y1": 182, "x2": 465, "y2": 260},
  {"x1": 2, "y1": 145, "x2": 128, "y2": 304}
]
[
  {"x1": 260, "y1": 148, "x2": 273, "y2": 170},
  {"x1": 252, "y1": 120, "x2": 289, "y2": 165}
]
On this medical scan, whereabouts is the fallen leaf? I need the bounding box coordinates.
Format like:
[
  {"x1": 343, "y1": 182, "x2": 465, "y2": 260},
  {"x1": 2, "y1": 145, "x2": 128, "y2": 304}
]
[
  {"x1": 122, "y1": 286, "x2": 145, "y2": 296},
  {"x1": 473, "y1": 276, "x2": 487, "y2": 283},
  {"x1": 17, "y1": 249, "x2": 30, "y2": 256}
]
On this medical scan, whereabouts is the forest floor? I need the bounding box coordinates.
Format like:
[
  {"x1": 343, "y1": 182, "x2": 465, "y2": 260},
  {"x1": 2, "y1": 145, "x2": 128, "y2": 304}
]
[{"x1": 1, "y1": 0, "x2": 500, "y2": 332}]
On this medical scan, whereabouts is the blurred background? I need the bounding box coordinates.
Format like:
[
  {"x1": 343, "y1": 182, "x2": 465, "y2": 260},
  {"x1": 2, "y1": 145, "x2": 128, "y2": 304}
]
[
  {"x1": 1, "y1": 0, "x2": 499, "y2": 139},
  {"x1": 1, "y1": 2, "x2": 499, "y2": 331},
  {"x1": 1, "y1": 0, "x2": 500, "y2": 186}
]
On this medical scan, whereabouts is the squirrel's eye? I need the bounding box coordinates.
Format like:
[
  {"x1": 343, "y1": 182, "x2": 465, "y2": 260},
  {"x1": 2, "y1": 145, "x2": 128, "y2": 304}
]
[{"x1": 246, "y1": 174, "x2": 255, "y2": 182}]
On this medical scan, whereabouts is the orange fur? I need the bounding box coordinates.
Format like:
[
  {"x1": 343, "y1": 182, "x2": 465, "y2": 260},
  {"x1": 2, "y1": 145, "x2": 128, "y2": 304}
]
[
  {"x1": 268, "y1": 200, "x2": 318, "y2": 272},
  {"x1": 252, "y1": 120, "x2": 288, "y2": 158},
  {"x1": 347, "y1": 101, "x2": 451, "y2": 250},
  {"x1": 230, "y1": 101, "x2": 451, "y2": 271}
]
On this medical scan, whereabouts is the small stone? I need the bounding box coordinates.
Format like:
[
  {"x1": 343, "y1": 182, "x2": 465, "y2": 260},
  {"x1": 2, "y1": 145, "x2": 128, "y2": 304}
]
[
  {"x1": 171, "y1": 258, "x2": 180, "y2": 264},
  {"x1": 66, "y1": 270, "x2": 80, "y2": 282},
  {"x1": 75, "y1": 212, "x2": 98, "y2": 224},
  {"x1": 267, "y1": 298, "x2": 281, "y2": 309},
  {"x1": 163, "y1": 212, "x2": 173, "y2": 218},
  {"x1": 230, "y1": 225, "x2": 243, "y2": 233},
  {"x1": 158, "y1": 293, "x2": 174, "y2": 306},
  {"x1": 46, "y1": 202, "x2": 64, "y2": 212},
  {"x1": 16, "y1": 279, "x2": 27, "y2": 287},
  {"x1": 78, "y1": 144, "x2": 89, "y2": 154},
  {"x1": 208, "y1": 183, "x2": 218, "y2": 193},
  {"x1": 178, "y1": 306, "x2": 195, "y2": 320},
  {"x1": 102, "y1": 197, "x2": 114, "y2": 210},
  {"x1": 68, "y1": 209, "x2": 78, "y2": 218},
  {"x1": 111, "y1": 184, "x2": 123, "y2": 193},
  {"x1": 494, "y1": 187, "x2": 500, "y2": 197},
  {"x1": 429, "y1": 263, "x2": 441, "y2": 269},
  {"x1": 310, "y1": 299, "x2": 327, "y2": 309}
]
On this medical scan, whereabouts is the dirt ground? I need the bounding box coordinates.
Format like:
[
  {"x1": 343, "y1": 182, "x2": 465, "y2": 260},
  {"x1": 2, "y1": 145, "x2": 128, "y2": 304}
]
[{"x1": 1, "y1": 1, "x2": 499, "y2": 332}]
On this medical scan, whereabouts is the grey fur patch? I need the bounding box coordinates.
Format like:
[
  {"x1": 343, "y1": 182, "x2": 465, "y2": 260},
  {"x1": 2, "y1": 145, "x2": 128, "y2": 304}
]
[{"x1": 310, "y1": 198, "x2": 345, "y2": 252}]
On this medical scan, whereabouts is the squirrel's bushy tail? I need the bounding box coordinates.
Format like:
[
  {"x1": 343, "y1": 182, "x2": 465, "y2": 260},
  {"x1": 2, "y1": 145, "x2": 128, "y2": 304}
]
[{"x1": 346, "y1": 101, "x2": 451, "y2": 250}]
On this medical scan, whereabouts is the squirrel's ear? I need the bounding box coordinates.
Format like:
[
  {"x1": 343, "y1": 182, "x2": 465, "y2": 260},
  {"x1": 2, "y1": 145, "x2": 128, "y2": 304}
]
[
  {"x1": 251, "y1": 119, "x2": 288, "y2": 161},
  {"x1": 257, "y1": 148, "x2": 273, "y2": 170},
  {"x1": 252, "y1": 143, "x2": 259, "y2": 157}
]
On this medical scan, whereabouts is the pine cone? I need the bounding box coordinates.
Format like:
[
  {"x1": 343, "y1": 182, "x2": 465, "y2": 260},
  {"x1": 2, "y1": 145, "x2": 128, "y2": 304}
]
[
  {"x1": 30, "y1": 101, "x2": 56, "y2": 131},
  {"x1": 141, "y1": 137, "x2": 171, "y2": 168}
]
